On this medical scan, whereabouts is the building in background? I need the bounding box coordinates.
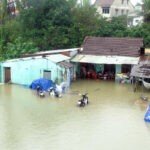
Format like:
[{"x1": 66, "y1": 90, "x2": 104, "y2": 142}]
[
  {"x1": 127, "y1": 2, "x2": 144, "y2": 26},
  {"x1": 94, "y1": 0, "x2": 134, "y2": 18},
  {"x1": 7, "y1": 0, "x2": 16, "y2": 16}
]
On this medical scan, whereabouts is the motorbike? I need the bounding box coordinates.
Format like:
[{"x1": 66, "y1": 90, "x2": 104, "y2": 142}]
[
  {"x1": 48, "y1": 87, "x2": 62, "y2": 98},
  {"x1": 77, "y1": 93, "x2": 89, "y2": 107},
  {"x1": 36, "y1": 85, "x2": 45, "y2": 98}
]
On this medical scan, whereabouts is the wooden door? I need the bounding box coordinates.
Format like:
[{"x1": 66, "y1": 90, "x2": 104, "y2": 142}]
[{"x1": 5, "y1": 67, "x2": 11, "y2": 83}]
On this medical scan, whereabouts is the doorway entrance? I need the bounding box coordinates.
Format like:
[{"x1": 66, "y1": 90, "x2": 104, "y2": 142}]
[
  {"x1": 103, "y1": 64, "x2": 115, "y2": 80},
  {"x1": 4, "y1": 67, "x2": 11, "y2": 83},
  {"x1": 43, "y1": 70, "x2": 51, "y2": 80}
]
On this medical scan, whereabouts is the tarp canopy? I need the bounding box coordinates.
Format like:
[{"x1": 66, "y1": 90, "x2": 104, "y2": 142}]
[{"x1": 30, "y1": 78, "x2": 56, "y2": 91}]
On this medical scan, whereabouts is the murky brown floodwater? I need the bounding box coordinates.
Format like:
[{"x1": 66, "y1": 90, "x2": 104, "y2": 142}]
[{"x1": 0, "y1": 80, "x2": 150, "y2": 150}]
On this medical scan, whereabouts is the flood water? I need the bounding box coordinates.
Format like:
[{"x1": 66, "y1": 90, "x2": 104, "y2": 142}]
[{"x1": 0, "y1": 80, "x2": 150, "y2": 150}]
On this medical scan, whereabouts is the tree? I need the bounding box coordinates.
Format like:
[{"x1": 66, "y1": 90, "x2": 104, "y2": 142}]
[
  {"x1": 19, "y1": 0, "x2": 72, "y2": 50},
  {"x1": 80, "y1": 0, "x2": 91, "y2": 6},
  {"x1": 0, "y1": 0, "x2": 8, "y2": 23},
  {"x1": 69, "y1": 2, "x2": 100, "y2": 47},
  {"x1": 0, "y1": 0, "x2": 150, "y2": 60},
  {"x1": 4, "y1": 37, "x2": 38, "y2": 59},
  {"x1": 95, "y1": 16, "x2": 127, "y2": 37},
  {"x1": 143, "y1": 0, "x2": 150, "y2": 22}
]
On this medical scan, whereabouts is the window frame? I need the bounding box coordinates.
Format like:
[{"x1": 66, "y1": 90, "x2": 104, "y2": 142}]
[{"x1": 102, "y1": 7, "x2": 110, "y2": 14}]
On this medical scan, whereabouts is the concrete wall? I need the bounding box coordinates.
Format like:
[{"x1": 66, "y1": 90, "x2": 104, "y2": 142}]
[
  {"x1": 96, "y1": 0, "x2": 134, "y2": 18},
  {"x1": 115, "y1": 64, "x2": 122, "y2": 81},
  {"x1": 1, "y1": 58, "x2": 66, "y2": 86},
  {"x1": 115, "y1": 64, "x2": 122, "y2": 74},
  {"x1": 95, "y1": 64, "x2": 104, "y2": 73},
  {"x1": 111, "y1": 0, "x2": 134, "y2": 17}
]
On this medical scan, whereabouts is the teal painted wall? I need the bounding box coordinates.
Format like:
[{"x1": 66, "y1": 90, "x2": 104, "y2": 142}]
[
  {"x1": 94, "y1": 64, "x2": 104, "y2": 73},
  {"x1": 115, "y1": 64, "x2": 122, "y2": 81},
  {"x1": 115, "y1": 65, "x2": 122, "y2": 74},
  {"x1": 1, "y1": 58, "x2": 66, "y2": 86}
]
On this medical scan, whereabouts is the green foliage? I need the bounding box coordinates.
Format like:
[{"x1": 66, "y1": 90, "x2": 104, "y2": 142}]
[
  {"x1": 143, "y1": 0, "x2": 150, "y2": 22},
  {"x1": 0, "y1": 0, "x2": 150, "y2": 61},
  {"x1": 0, "y1": 0, "x2": 8, "y2": 23},
  {"x1": 4, "y1": 37, "x2": 38, "y2": 59},
  {"x1": 0, "y1": 19, "x2": 38, "y2": 59},
  {"x1": 95, "y1": 16, "x2": 127, "y2": 37},
  {"x1": 69, "y1": 3, "x2": 100, "y2": 46},
  {"x1": 19, "y1": 0, "x2": 72, "y2": 49},
  {"x1": 0, "y1": 20, "x2": 21, "y2": 59}
]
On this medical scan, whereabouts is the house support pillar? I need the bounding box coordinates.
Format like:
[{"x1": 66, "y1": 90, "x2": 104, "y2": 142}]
[{"x1": 115, "y1": 65, "x2": 122, "y2": 81}]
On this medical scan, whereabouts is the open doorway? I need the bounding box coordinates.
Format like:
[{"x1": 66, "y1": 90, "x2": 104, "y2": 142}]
[
  {"x1": 103, "y1": 64, "x2": 115, "y2": 80},
  {"x1": 4, "y1": 67, "x2": 11, "y2": 83},
  {"x1": 122, "y1": 64, "x2": 131, "y2": 74},
  {"x1": 104, "y1": 64, "x2": 115, "y2": 73}
]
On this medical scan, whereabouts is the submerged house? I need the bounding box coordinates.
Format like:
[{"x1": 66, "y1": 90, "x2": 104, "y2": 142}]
[
  {"x1": 0, "y1": 54, "x2": 74, "y2": 87},
  {"x1": 71, "y1": 37, "x2": 144, "y2": 81},
  {"x1": 0, "y1": 63, "x2": 2, "y2": 83},
  {"x1": 0, "y1": 48, "x2": 79, "y2": 86}
]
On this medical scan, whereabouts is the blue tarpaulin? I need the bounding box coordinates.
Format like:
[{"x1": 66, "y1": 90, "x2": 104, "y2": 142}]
[
  {"x1": 30, "y1": 78, "x2": 56, "y2": 91},
  {"x1": 144, "y1": 105, "x2": 150, "y2": 122}
]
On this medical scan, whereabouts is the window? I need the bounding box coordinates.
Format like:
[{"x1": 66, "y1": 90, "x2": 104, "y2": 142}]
[
  {"x1": 135, "y1": 20, "x2": 139, "y2": 23},
  {"x1": 102, "y1": 7, "x2": 110, "y2": 14},
  {"x1": 115, "y1": 9, "x2": 118, "y2": 15},
  {"x1": 122, "y1": 0, "x2": 124, "y2": 4},
  {"x1": 121, "y1": 9, "x2": 124, "y2": 15},
  {"x1": 126, "y1": 10, "x2": 129, "y2": 14}
]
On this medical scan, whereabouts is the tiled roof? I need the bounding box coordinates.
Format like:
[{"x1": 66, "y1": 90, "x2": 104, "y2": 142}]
[
  {"x1": 95, "y1": 0, "x2": 114, "y2": 7},
  {"x1": 81, "y1": 37, "x2": 143, "y2": 57}
]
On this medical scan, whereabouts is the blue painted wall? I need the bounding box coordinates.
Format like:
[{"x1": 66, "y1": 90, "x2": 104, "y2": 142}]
[{"x1": 1, "y1": 58, "x2": 68, "y2": 86}]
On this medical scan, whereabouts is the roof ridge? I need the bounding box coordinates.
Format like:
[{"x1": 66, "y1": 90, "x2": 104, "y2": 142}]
[{"x1": 95, "y1": 0, "x2": 115, "y2": 7}]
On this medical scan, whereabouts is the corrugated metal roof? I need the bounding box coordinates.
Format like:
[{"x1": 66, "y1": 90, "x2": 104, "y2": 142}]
[
  {"x1": 71, "y1": 54, "x2": 139, "y2": 65},
  {"x1": 22, "y1": 48, "x2": 79, "y2": 57},
  {"x1": 58, "y1": 61, "x2": 73, "y2": 68},
  {"x1": 130, "y1": 64, "x2": 150, "y2": 78},
  {"x1": 3, "y1": 54, "x2": 70, "y2": 63},
  {"x1": 46, "y1": 54, "x2": 70, "y2": 63}
]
